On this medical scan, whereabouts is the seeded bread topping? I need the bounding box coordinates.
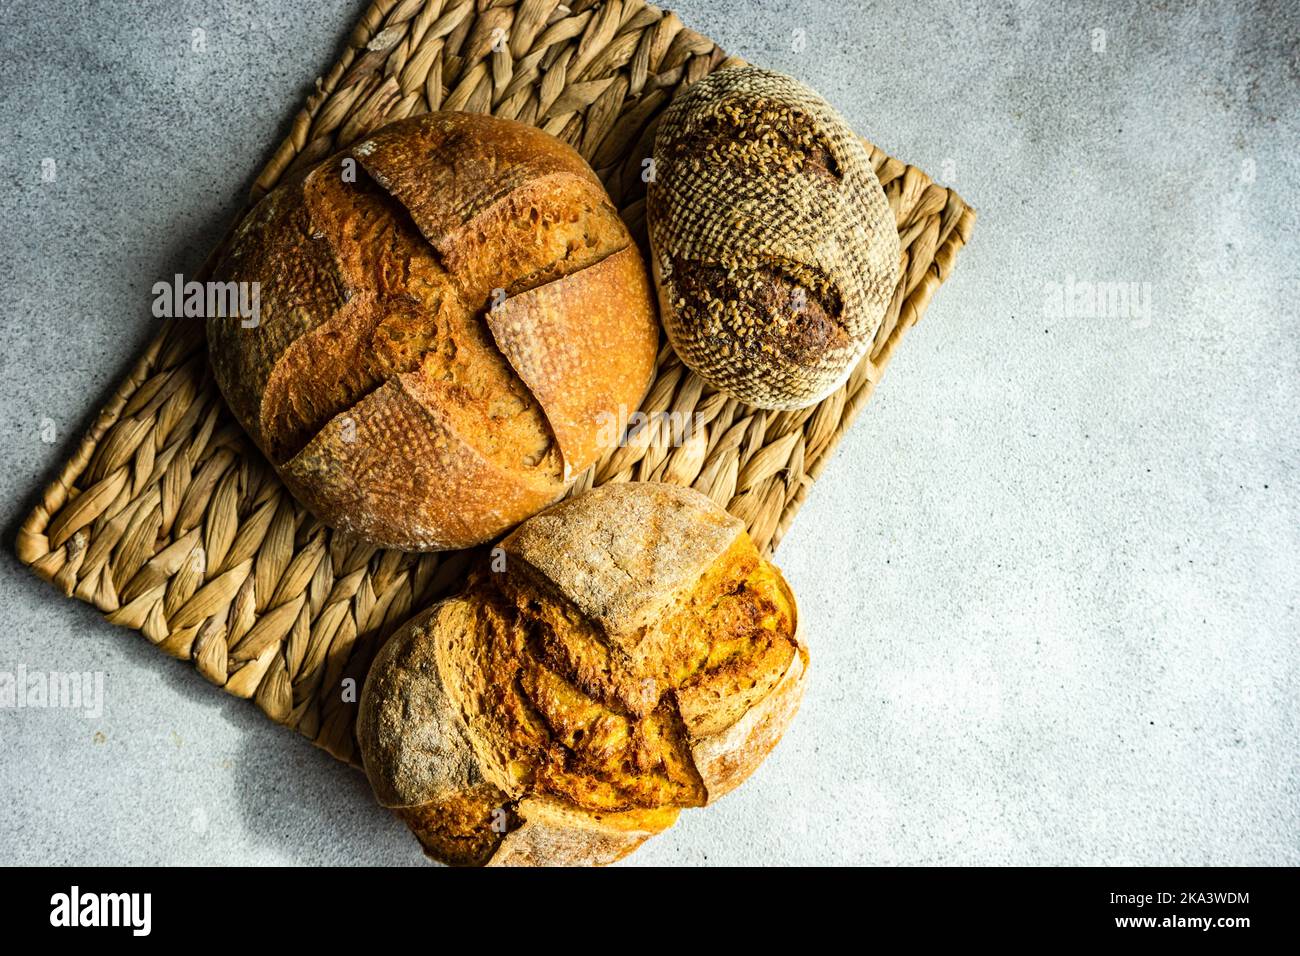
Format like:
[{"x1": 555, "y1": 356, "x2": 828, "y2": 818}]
[{"x1": 647, "y1": 66, "x2": 900, "y2": 410}]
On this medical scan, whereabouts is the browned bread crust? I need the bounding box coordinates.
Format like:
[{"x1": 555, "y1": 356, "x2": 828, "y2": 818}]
[
  {"x1": 357, "y1": 483, "x2": 808, "y2": 866},
  {"x1": 208, "y1": 112, "x2": 658, "y2": 550},
  {"x1": 647, "y1": 66, "x2": 900, "y2": 410}
]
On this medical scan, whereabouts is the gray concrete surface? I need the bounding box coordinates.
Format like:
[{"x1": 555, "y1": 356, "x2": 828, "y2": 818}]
[{"x1": 1, "y1": 0, "x2": 1296, "y2": 866}]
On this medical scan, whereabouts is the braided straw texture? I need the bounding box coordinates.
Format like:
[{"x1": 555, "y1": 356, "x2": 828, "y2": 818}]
[{"x1": 16, "y1": 0, "x2": 975, "y2": 765}]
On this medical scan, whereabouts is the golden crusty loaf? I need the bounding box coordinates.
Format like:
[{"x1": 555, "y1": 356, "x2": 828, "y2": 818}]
[
  {"x1": 357, "y1": 483, "x2": 808, "y2": 866},
  {"x1": 207, "y1": 112, "x2": 658, "y2": 551},
  {"x1": 647, "y1": 66, "x2": 900, "y2": 410}
]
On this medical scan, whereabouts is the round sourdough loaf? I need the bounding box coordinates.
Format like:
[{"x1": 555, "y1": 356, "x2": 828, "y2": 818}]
[
  {"x1": 647, "y1": 66, "x2": 900, "y2": 410},
  {"x1": 357, "y1": 483, "x2": 808, "y2": 866},
  {"x1": 207, "y1": 112, "x2": 658, "y2": 551}
]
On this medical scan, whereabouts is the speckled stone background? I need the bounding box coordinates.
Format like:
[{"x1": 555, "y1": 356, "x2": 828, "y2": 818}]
[{"x1": 1, "y1": 0, "x2": 1296, "y2": 866}]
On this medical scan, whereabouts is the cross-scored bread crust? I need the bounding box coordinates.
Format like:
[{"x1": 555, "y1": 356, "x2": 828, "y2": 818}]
[
  {"x1": 207, "y1": 112, "x2": 658, "y2": 550},
  {"x1": 357, "y1": 483, "x2": 808, "y2": 866}
]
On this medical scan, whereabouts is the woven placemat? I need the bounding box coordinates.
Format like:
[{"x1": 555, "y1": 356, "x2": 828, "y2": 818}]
[{"x1": 16, "y1": 0, "x2": 974, "y2": 765}]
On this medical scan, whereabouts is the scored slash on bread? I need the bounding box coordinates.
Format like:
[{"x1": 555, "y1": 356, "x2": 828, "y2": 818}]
[
  {"x1": 485, "y1": 246, "x2": 653, "y2": 479},
  {"x1": 207, "y1": 112, "x2": 659, "y2": 551},
  {"x1": 357, "y1": 483, "x2": 808, "y2": 866}
]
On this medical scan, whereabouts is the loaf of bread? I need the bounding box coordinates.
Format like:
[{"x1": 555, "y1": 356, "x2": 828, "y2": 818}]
[
  {"x1": 357, "y1": 482, "x2": 807, "y2": 866},
  {"x1": 647, "y1": 66, "x2": 900, "y2": 410},
  {"x1": 207, "y1": 112, "x2": 659, "y2": 550}
]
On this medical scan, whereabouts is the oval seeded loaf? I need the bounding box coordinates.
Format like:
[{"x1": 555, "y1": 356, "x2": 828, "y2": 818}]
[
  {"x1": 357, "y1": 483, "x2": 808, "y2": 866},
  {"x1": 207, "y1": 112, "x2": 659, "y2": 551},
  {"x1": 647, "y1": 66, "x2": 900, "y2": 410}
]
